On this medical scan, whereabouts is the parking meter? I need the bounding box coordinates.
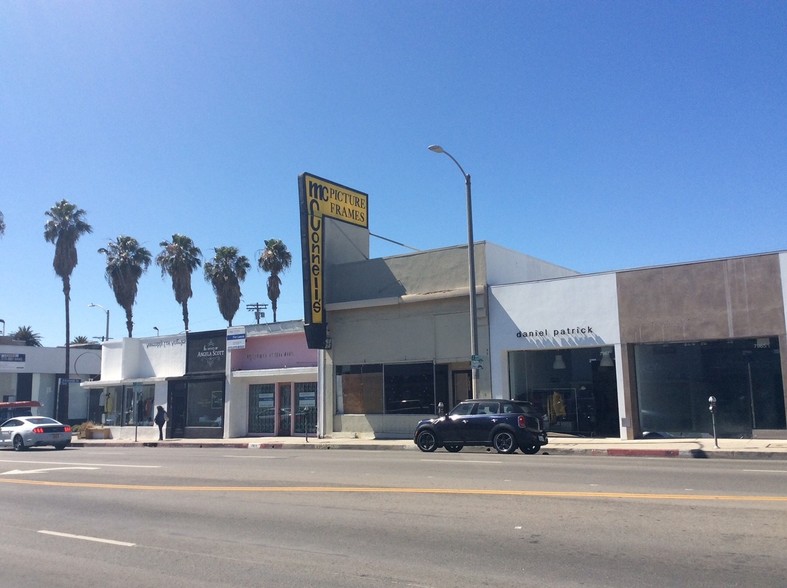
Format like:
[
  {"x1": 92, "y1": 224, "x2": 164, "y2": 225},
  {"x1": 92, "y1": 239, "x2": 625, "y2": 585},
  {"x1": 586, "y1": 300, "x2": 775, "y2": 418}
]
[{"x1": 708, "y1": 396, "x2": 719, "y2": 448}]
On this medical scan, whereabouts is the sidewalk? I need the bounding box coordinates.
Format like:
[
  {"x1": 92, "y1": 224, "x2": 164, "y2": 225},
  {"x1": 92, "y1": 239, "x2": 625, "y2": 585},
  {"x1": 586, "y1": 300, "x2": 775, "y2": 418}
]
[{"x1": 70, "y1": 433, "x2": 787, "y2": 460}]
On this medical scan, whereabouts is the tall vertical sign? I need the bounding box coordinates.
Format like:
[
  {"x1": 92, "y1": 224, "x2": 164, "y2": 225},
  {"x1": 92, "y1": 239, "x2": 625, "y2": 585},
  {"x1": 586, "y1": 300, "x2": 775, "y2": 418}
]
[{"x1": 299, "y1": 173, "x2": 368, "y2": 349}]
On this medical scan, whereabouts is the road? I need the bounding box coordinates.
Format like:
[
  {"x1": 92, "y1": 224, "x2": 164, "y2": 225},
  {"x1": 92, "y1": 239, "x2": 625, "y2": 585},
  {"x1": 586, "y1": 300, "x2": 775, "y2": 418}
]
[{"x1": 1, "y1": 446, "x2": 785, "y2": 587}]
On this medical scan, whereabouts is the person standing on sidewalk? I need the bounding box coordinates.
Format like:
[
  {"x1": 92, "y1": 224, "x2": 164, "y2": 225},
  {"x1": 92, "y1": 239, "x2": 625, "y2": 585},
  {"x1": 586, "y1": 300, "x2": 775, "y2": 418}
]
[{"x1": 154, "y1": 405, "x2": 169, "y2": 441}]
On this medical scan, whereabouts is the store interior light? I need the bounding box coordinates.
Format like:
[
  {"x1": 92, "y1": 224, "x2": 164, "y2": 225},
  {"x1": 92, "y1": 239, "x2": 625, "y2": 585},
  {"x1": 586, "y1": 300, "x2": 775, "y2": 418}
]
[
  {"x1": 553, "y1": 354, "x2": 566, "y2": 370},
  {"x1": 600, "y1": 349, "x2": 615, "y2": 367}
]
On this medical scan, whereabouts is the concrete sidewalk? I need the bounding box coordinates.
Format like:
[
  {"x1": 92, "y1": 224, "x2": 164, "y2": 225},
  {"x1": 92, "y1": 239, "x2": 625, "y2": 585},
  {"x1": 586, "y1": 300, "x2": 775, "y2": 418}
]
[{"x1": 70, "y1": 433, "x2": 787, "y2": 459}]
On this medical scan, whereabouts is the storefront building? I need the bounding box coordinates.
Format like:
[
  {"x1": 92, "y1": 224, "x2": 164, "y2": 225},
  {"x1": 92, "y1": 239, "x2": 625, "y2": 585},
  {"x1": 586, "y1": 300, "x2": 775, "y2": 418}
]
[
  {"x1": 490, "y1": 252, "x2": 787, "y2": 439},
  {"x1": 82, "y1": 324, "x2": 317, "y2": 440},
  {"x1": 320, "y1": 243, "x2": 576, "y2": 438},
  {"x1": 81, "y1": 334, "x2": 187, "y2": 440},
  {"x1": 227, "y1": 321, "x2": 318, "y2": 438},
  {"x1": 0, "y1": 340, "x2": 101, "y2": 424}
]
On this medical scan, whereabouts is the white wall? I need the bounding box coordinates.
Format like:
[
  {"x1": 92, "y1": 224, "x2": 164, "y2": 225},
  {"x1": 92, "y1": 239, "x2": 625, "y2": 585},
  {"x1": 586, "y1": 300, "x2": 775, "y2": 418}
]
[
  {"x1": 488, "y1": 272, "x2": 621, "y2": 398},
  {"x1": 99, "y1": 336, "x2": 186, "y2": 381}
]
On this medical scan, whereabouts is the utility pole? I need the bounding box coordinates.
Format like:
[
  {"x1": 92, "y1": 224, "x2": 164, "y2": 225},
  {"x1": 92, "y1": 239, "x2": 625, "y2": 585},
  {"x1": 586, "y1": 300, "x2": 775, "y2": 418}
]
[{"x1": 246, "y1": 303, "x2": 268, "y2": 325}]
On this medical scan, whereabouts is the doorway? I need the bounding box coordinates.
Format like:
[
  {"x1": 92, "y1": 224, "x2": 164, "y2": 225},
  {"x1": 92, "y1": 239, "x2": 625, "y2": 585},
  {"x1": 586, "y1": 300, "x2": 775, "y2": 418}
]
[
  {"x1": 167, "y1": 381, "x2": 188, "y2": 439},
  {"x1": 452, "y1": 370, "x2": 472, "y2": 407}
]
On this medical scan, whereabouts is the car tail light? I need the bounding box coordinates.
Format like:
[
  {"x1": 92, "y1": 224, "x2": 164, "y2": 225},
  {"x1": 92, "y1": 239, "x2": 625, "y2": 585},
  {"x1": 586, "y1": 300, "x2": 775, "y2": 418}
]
[
  {"x1": 33, "y1": 427, "x2": 45, "y2": 434},
  {"x1": 64, "y1": 425, "x2": 72, "y2": 433},
  {"x1": 517, "y1": 415, "x2": 526, "y2": 428}
]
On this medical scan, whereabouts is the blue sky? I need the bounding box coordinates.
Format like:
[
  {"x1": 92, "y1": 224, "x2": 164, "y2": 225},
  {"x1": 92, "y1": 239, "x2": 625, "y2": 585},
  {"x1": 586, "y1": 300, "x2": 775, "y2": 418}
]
[{"x1": 1, "y1": 1, "x2": 785, "y2": 347}]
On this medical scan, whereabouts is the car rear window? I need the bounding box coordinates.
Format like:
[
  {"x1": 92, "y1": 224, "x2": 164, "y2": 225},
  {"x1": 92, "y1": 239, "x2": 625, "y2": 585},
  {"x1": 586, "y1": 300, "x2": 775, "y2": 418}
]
[{"x1": 27, "y1": 417, "x2": 58, "y2": 425}]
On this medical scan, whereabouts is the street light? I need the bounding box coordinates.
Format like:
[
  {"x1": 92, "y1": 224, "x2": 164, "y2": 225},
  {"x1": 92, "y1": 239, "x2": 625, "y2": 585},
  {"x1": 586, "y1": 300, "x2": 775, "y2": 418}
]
[
  {"x1": 0, "y1": 319, "x2": 5, "y2": 336},
  {"x1": 154, "y1": 326, "x2": 160, "y2": 336},
  {"x1": 428, "y1": 144, "x2": 479, "y2": 399},
  {"x1": 88, "y1": 303, "x2": 110, "y2": 342}
]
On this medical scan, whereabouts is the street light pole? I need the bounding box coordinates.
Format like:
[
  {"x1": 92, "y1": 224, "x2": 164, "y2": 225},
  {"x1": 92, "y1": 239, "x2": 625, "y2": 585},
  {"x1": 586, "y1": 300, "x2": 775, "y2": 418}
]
[
  {"x1": 428, "y1": 144, "x2": 479, "y2": 399},
  {"x1": 89, "y1": 303, "x2": 110, "y2": 342}
]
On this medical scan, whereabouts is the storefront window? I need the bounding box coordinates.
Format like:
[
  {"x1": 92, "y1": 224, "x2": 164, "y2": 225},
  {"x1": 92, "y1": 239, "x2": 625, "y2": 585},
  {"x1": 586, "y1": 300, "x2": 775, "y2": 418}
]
[
  {"x1": 336, "y1": 364, "x2": 383, "y2": 414},
  {"x1": 384, "y1": 363, "x2": 435, "y2": 414},
  {"x1": 98, "y1": 384, "x2": 154, "y2": 426},
  {"x1": 101, "y1": 386, "x2": 122, "y2": 426},
  {"x1": 186, "y1": 380, "x2": 224, "y2": 428},
  {"x1": 335, "y1": 363, "x2": 437, "y2": 415},
  {"x1": 508, "y1": 347, "x2": 619, "y2": 436},
  {"x1": 635, "y1": 338, "x2": 785, "y2": 437}
]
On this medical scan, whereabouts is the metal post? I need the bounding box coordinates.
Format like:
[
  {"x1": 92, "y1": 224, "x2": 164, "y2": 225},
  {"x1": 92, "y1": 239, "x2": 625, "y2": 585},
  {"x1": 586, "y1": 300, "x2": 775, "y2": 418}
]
[
  {"x1": 89, "y1": 303, "x2": 110, "y2": 341},
  {"x1": 429, "y1": 145, "x2": 480, "y2": 399}
]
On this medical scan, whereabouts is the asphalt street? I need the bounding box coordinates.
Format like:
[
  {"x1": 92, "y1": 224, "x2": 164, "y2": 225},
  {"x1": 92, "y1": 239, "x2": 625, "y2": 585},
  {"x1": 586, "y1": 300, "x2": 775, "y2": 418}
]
[{"x1": 1, "y1": 447, "x2": 785, "y2": 587}]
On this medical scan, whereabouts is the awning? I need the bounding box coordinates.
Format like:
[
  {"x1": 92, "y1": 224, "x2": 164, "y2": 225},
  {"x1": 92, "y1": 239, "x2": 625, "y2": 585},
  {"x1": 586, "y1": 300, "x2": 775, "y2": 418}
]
[
  {"x1": 80, "y1": 376, "x2": 168, "y2": 389},
  {"x1": 231, "y1": 367, "x2": 317, "y2": 379}
]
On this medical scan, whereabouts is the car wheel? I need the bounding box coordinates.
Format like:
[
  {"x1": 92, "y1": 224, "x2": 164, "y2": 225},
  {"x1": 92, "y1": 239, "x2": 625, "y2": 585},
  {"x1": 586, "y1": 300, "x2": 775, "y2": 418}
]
[
  {"x1": 492, "y1": 430, "x2": 517, "y2": 454},
  {"x1": 12, "y1": 435, "x2": 27, "y2": 451},
  {"x1": 520, "y1": 443, "x2": 540, "y2": 455},
  {"x1": 416, "y1": 430, "x2": 438, "y2": 452},
  {"x1": 444, "y1": 443, "x2": 463, "y2": 453},
  {"x1": 54, "y1": 443, "x2": 68, "y2": 450}
]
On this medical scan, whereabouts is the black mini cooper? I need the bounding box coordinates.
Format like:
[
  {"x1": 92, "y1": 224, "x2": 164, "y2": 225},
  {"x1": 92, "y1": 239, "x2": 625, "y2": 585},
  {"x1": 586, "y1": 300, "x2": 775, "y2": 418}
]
[{"x1": 413, "y1": 399, "x2": 548, "y2": 454}]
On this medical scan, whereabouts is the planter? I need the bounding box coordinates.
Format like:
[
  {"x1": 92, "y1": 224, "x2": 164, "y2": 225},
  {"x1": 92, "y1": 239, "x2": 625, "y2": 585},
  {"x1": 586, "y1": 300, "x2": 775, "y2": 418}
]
[{"x1": 85, "y1": 427, "x2": 112, "y2": 439}]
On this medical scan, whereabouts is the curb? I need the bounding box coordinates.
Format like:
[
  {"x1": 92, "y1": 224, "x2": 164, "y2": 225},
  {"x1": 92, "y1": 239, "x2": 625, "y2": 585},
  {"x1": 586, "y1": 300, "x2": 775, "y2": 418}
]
[{"x1": 67, "y1": 441, "x2": 787, "y2": 459}]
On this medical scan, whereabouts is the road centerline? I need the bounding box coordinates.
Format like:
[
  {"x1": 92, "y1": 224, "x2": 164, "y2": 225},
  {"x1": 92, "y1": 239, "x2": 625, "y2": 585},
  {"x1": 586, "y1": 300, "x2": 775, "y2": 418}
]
[{"x1": 3, "y1": 478, "x2": 786, "y2": 502}]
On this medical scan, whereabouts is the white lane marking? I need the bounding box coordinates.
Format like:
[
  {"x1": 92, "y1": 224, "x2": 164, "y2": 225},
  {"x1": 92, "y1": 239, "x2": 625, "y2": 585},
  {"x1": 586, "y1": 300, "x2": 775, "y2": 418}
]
[
  {"x1": 2, "y1": 466, "x2": 99, "y2": 476},
  {"x1": 222, "y1": 455, "x2": 288, "y2": 459},
  {"x1": 420, "y1": 459, "x2": 503, "y2": 464},
  {"x1": 38, "y1": 530, "x2": 135, "y2": 547},
  {"x1": 0, "y1": 459, "x2": 159, "y2": 468},
  {"x1": 742, "y1": 469, "x2": 787, "y2": 474}
]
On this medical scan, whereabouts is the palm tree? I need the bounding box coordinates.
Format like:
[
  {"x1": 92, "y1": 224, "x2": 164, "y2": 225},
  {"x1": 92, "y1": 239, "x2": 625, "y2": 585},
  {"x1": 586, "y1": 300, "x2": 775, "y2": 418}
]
[
  {"x1": 0, "y1": 210, "x2": 5, "y2": 236},
  {"x1": 71, "y1": 335, "x2": 91, "y2": 345},
  {"x1": 98, "y1": 236, "x2": 152, "y2": 337},
  {"x1": 257, "y1": 238, "x2": 292, "y2": 323},
  {"x1": 156, "y1": 234, "x2": 202, "y2": 332},
  {"x1": 44, "y1": 199, "x2": 93, "y2": 420},
  {"x1": 204, "y1": 246, "x2": 250, "y2": 327},
  {"x1": 12, "y1": 326, "x2": 43, "y2": 347}
]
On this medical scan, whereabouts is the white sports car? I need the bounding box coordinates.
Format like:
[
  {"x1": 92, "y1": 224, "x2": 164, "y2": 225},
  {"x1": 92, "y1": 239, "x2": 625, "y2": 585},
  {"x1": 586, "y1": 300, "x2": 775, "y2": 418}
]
[{"x1": 0, "y1": 416, "x2": 72, "y2": 451}]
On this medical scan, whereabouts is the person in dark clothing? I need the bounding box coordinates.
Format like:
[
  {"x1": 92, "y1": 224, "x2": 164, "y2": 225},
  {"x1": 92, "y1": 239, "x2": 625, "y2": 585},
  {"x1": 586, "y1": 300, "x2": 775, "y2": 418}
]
[{"x1": 154, "y1": 405, "x2": 168, "y2": 440}]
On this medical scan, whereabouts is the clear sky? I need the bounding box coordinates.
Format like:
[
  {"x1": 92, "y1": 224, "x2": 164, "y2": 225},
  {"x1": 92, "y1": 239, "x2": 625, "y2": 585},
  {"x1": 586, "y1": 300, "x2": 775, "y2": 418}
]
[{"x1": 1, "y1": 1, "x2": 785, "y2": 347}]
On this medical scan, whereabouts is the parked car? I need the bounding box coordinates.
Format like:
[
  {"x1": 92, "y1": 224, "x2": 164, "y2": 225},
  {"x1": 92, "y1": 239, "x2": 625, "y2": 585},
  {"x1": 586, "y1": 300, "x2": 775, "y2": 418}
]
[
  {"x1": 413, "y1": 399, "x2": 548, "y2": 454},
  {"x1": 0, "y1": 416, "x2": 72, "y2": 451}
]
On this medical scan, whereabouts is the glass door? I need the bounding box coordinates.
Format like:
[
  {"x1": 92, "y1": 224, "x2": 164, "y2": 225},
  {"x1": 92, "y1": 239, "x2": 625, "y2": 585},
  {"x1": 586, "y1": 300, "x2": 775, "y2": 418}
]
[
  {"x1": 294, "y1": 382, "x2": 317, "y2": 435},
  {"x1": 248, "y1": 384, "x2": 275, "y2": 435}
]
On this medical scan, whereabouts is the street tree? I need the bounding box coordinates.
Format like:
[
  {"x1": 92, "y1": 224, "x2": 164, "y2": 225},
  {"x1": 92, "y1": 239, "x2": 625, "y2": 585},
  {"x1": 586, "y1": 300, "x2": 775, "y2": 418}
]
[
  {"x1": 156, "y1": 234, "x2": 202, "y2": 332},
  {"x1": 257, "y1": 238, "x2": 292, "y2": 323},
  {"x1": 44, "y1": 199, "x2": 93, "y2": 420},
  {"x1": 204, "y1": 246, "x2": 250, "y2": 327},
  {"x1": 98, "y1": 236, "x2": 152, "y2": 337},
  {"x1": 12, "y1": 326, "x2": 43, "y2": 347}
]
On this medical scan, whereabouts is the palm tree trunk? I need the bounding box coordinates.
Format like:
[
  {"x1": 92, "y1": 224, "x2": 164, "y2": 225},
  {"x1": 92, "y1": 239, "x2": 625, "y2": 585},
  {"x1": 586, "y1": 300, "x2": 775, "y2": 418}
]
[
  {"x1": 182, "y1": 301, "x2": 189, "y2": 332},
  {"x1": 61, "y1": 276, "x2": 71, "y2": 422},
  {"x1": 126, "y1": 308, "x2": 134, "y2": 338}
]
